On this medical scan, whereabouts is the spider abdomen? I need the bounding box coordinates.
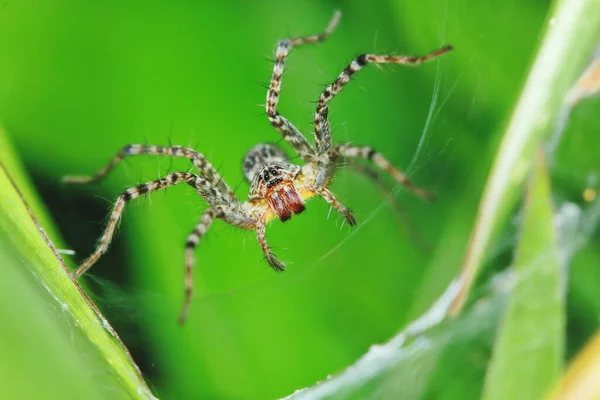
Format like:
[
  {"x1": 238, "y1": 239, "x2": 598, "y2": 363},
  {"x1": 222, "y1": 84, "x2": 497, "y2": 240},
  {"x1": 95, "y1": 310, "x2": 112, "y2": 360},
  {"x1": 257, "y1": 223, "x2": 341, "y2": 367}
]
[{"x1": 242, "y1": 143, "x2": 288, "y2": 183}]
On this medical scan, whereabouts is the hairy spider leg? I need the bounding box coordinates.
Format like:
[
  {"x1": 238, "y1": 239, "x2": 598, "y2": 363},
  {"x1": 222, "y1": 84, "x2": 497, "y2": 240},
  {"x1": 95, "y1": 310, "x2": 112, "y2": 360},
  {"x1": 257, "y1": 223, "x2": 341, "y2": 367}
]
[
  {"x1": 63, "y1": 144, "x2": 236, "y2": 202},
  {"x1": 181, "y1": 206, "x2": 226, "y2": 324},
  {"x1": 313, "y1": 46, "x2": 453, "y2": 156},
  {"x1": 311, "y1": 185, "x2": 356, "y2": 226},
  {"x1": 255, "y1": 222, "x2": 285, "y2": 271},
  {"x1": 330, "y1": 144, "x2": 435, "y2": 200},
  {"x1": 69, "y1": 172, "x2": 231, "y2": 279},
  {"x1": 266, "y1": 10, "x2": 341, "y2": 161}
]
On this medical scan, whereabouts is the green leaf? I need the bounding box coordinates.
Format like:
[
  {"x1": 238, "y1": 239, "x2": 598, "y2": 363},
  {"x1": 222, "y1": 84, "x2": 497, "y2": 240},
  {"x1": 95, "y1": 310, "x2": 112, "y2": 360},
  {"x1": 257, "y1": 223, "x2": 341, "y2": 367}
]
[
  {"x1": 483, "y1": 149, "x2": 564, "y2": 400},
  {"x1": 0, "y1": 127, "x2": 156, "y2": 399},
  {"x1": 449, "y1": 0, "x2": 600, "y2": 314},
  {"x1": 0, "y1": 227, "x2": 103, "y2": 400}
]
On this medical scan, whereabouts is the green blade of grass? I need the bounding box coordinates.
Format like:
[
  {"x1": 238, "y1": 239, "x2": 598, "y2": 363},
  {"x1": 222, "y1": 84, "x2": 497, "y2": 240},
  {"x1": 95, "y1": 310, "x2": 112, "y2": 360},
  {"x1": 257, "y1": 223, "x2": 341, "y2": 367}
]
[
  {"x1": 0, "y1": 230, "x2": 104, "y2": 399},
  {"x1": 0, "y1": 127, "x2": 156, "y2": 399},
  {"x1": 449, "y1": 0, "x2": 600, "y2": 315},
  {"x1": 483, "y1": 148, "x2": 564, "y2": 400}
]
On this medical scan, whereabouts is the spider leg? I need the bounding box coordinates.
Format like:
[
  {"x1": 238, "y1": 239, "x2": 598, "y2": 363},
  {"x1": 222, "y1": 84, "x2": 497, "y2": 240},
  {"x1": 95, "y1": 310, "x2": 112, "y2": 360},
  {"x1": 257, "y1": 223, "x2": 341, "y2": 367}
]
[
  {"x1": 344, "y1": 161, "x2": 431, "y2": 251},
  {"x1": 182, "y1": 202, "x2": 269, "y2": 324},
  {"x1": 331, "y1": 144, "x2": 434, "y2": 200},
  {"x1": 345, "y1": 161, "x2": 405, "y2": 211},
  {"x1": 266, "y1": 11, "x2": 341, "y2": 161},
  {"x1": 180, "y1": 205, "x2": 228, "y2": 324},
  {"x1": 256, "y1": 222, "x2": 286, "y2": 272},
  {"x1": 63, "y1": 144, "x2": 236, "y2": 202},
  {"x1": 314, "y1": 45, "x2": 453, "y2": 155},
  {"x1": 312, "y1": 186, "x2": 357, "y2": 226},
  {"x1": 70, "y1": 171, "x2": 234, "y2": 279}
]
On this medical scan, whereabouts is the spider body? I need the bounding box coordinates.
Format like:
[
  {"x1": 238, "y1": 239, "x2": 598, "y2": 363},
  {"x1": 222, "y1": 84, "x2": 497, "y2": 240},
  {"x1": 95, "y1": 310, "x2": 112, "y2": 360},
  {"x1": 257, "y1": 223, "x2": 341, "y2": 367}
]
[
  {"x1": 64, "y1": 11, "x2": 453, "y2": 323},
  {"x1": 245, "y1": 144, "x2": 316, "y2": 223}
]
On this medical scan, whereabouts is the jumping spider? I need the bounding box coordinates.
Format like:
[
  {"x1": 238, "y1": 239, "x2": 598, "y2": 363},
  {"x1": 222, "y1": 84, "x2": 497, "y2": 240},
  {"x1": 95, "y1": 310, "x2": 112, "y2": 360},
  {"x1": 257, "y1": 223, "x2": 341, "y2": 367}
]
[{"x1": 65, "y1": 11, "x2": 453, "y2": 323}]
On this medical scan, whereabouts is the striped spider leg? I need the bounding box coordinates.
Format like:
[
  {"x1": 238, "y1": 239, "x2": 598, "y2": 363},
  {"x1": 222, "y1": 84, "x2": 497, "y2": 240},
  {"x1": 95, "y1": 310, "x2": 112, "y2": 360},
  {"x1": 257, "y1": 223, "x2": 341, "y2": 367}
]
[
  {"x1": 63, "y1": 144, "x2": 236, "y2": 202},
  {"x1": 313, "y1": 48, "x2": 453, "y2": 159},
  {"x1": 328, "y1": 144, "x2": 436, "y2": 200},
  {"x1": 305, "y1": 21, "x2": 452, "y2": 192},
  {"x1": 265, "y1": 10, "x2": 341, "y2": 162}
]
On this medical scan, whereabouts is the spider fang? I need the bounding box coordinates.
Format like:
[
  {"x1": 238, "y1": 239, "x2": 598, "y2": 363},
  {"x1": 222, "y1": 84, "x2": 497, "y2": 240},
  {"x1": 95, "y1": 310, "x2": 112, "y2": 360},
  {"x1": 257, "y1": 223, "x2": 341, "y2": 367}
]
[{"x1": 266, "y1": 183, "x2": 306, "y2": 222}]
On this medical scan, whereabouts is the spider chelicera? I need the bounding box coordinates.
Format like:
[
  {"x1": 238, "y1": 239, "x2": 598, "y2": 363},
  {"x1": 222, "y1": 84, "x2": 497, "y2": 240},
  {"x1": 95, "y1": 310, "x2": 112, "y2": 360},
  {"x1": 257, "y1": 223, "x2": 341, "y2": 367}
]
[{"x1": 64, "y1": 10, "x2": 453, "y2": 323}]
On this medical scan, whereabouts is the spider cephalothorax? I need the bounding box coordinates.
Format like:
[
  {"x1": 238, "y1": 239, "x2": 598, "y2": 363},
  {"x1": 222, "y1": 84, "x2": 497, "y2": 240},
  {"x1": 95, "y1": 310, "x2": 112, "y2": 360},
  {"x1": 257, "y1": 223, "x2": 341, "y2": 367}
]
[
  {"x1": 244, "y1": 144, "x2": 306, "y2": 222},
  {"x1": 64, "y1": 11, "x2": 452, "y2": 323}
]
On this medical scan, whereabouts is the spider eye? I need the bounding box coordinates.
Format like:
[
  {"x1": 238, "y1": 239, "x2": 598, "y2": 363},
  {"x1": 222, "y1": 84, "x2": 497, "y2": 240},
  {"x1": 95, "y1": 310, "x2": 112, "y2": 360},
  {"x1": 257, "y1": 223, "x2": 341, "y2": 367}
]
[{"x1": 268, "y1": 167, "x2": 280, "y2": 176}]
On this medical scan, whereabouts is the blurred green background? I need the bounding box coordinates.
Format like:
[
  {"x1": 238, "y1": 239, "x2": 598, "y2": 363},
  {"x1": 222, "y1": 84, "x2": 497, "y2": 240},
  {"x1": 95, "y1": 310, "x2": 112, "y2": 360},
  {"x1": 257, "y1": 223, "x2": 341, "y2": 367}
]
[{"x1": 1, "y1": 0, "x2": 599, "y2": 399}]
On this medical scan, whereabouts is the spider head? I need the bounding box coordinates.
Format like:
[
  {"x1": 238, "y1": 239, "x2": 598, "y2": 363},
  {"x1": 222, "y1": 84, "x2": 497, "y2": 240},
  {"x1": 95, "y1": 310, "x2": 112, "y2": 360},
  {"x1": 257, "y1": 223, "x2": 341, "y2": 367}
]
[{"x1": 249, "y1": 162, "x2": 305, "y2": 222}]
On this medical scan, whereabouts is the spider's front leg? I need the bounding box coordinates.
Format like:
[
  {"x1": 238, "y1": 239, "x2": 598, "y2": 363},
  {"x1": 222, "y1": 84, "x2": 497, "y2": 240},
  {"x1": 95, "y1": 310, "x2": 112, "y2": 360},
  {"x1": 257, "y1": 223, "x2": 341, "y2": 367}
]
[
  {"x1": 265, "y1": 11, "x2": 341, "y2": 161},
  {"x1": 312, "y1": 45, "x2": 453, "y2": 185}
]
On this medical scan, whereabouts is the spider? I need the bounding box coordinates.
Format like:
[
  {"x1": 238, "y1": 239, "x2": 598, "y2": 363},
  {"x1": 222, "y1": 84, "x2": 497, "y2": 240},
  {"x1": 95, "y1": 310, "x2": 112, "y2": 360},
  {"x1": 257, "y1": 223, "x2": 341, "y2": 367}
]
[{"x1": 64, "y1": 10, "x2": 453, "y2": 324}]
